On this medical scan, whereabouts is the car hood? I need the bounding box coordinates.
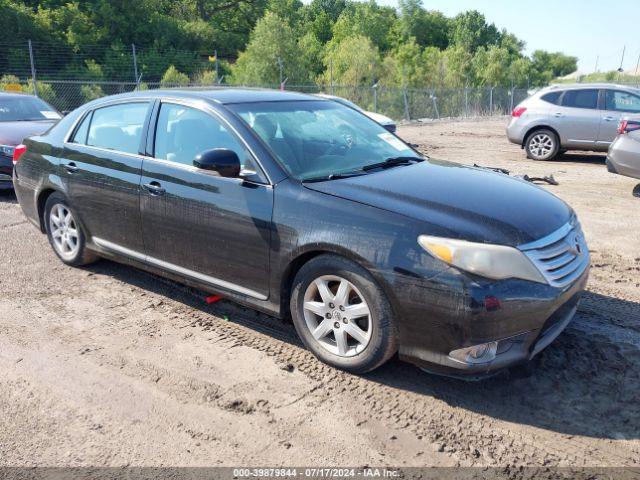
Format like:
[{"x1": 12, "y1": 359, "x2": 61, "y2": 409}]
[
  {"x1": 0, "y1": 120, "x2": 56, "y2": 145},
  {"x1": 364, "y1": 110, "x2": 394, "y2": 126},
  {"x1": 303, "y1": 159, "x2": 572, "y2": 246}
]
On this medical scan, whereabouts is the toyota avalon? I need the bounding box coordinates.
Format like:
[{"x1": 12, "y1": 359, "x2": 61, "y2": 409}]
[{"x1": 13, "y1": 89, "x2": 590, "y2": 376}]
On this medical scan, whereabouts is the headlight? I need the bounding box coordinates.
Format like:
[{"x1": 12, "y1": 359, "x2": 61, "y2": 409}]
[{"x1": 418, "y1": 235, "x2": 547, "y2": 284}]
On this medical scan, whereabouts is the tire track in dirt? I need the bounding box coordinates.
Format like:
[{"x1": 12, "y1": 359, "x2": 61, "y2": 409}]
[{"x1": 126, "y1": 270, "x2": 638, "y2": 470}]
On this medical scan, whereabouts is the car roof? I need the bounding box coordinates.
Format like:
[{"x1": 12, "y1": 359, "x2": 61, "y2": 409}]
[
  {"x1": 0, "y1": 92, "x2": 39, "y2": 100},
  {"x1": 542, "y1": 83, "x2": 640, "y2": 92},
  {"x1": 87, "y1": 88, "x2": 323, "y2": 106}
]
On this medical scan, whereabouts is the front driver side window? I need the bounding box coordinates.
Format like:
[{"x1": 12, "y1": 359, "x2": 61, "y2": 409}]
[{"x1": 154, "y1": 103, "x2": 250, "y2": 168}]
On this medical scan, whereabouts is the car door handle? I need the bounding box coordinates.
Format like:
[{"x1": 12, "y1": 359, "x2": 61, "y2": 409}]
[
  {"x1": 602, "y1": 116, "x2": 615, "y2": 121},
  {"x1": 553, "y1": 112, "x2": 563, "y2": 117},
  {"x1": 64, "y1": 162, "x2": 78, "y2": 174},
  {"x1": 143, "y1": 181, "x2": 166, "y2": 196}
]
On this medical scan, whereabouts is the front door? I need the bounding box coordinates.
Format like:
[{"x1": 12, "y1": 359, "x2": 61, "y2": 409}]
[
  {"x1": 597, "y1": 89, "x2": 640, "y2": 147},
  {"x1": 139, "y1": 101, "x2": 273, "y2": 300},
  {"x1": 61, "y1": 101, "x2": 151, "y2": 252}
]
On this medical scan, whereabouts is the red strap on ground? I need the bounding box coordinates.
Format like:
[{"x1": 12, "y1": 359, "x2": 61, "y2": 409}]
[{"x1": 205, "y1": 295, "x2": 223, "y2": 304}]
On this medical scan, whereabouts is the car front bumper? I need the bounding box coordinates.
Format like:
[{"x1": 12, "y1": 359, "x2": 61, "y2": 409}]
[{"x1": 394, "y1": 263, "x2": 589, "y2": 377}]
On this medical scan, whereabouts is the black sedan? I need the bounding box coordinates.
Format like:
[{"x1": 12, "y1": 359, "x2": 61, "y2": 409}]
[
  {"x1": 12, "y1": 89, "x2": 590, "y2": 376},
  {"x1": 0, "y1": 93, "x2": 61, "y2": 189}
]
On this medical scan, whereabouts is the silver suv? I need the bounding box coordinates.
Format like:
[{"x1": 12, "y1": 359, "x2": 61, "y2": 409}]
[{"x1": 507, "y1": 83, "x2": 640, "y2": 160}]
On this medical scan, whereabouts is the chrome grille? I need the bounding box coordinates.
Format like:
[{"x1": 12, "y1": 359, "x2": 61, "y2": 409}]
[{"x1": 518, "y1": 222, "x2": 590, "y2": 288}]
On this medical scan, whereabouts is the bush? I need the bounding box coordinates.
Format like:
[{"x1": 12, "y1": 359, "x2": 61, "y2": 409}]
[{"x1": 160, "y1": 65, "x2": 190, "y2": 86}]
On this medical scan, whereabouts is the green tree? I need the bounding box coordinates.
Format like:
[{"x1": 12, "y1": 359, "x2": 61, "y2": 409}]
[
  {"x1": 397, "y1": 1, "x2": 450, "y2": 49},
  {"x1": 530, "y1": 50, "x2": 577, "y2": 86},
  {"x1": 331, "y1": 1, "x2": 396, "y2": 53},
  {"x1": 320, "y1": 35, "x2": 380, "y2": 86},
  {"x1": 231, "y1": 12, "x2": 309, "y2": 85},
  {"x1": 450, "y1": 10, "x2": 500, "y2": 52}
]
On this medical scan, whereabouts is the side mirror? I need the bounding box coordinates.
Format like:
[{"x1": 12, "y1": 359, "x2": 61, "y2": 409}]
[{"x1": 193, "y1": 148, "x2": 241, "y2": 177}]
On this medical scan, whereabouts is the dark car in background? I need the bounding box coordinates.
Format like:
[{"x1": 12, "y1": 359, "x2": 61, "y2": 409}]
[
  {"x1": 0, "y1": 93, "x2": 61, "y2": 189},
  {"x1": 13, "y1": 89, "x2": 589, "y2": 377}
]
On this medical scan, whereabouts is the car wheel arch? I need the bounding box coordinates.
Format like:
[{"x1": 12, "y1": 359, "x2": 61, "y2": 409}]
[
  {"x1": 523, "y1": 125, "x2": 561, "y2": 148},
  {"x1": 36, "y1": 188, "x2": 58, "y2": 233},
  {"x1": 279, "y1": 245, "x2": 399, "y2": 320}
]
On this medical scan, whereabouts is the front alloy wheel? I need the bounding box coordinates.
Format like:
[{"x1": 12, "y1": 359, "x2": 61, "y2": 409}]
[
  {"x1": 303, "y1": 275, "x2": 372, "y2": 357},
  {"x1": 290, "y1": 254, "x2": 397, "y2": 374}
]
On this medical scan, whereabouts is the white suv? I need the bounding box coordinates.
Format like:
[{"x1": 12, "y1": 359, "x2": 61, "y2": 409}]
[{"x1": 507, "y1": 83, "x2": 640, "y2": 160}]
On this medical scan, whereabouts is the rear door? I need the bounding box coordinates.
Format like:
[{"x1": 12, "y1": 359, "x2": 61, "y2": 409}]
[
  {"x1": 139, "y1": 100, "x2": 273, "y2": 300},
  {"x1": 555, "y1": 88, "x2": 601, "y2": 148},
  {"x1": 62, "y1": 100, "x2": 152, "y2": 252},
  {"x1": 598, "y1": 89, "x2": 640, "y2": 147}
]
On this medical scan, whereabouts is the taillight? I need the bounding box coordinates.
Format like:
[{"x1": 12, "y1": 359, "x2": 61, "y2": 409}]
[
  {"x1": 618, "y1": 120, "x2": 640, "y2": 135},
  {"x1": 12, "y1": 144, "x2": 26, "y2": 165},
  {"x1": 512, "y1": 106, "x2": 527, "y2": 118},
  {"x1": 617, "y1": 120, "x2": 628, "y2": 134}
]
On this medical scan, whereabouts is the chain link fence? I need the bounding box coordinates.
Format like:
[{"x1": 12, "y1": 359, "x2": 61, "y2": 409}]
[
  {"x1": 1, "y1": 40, "x2": 530, "y2": 121},
  {"x1": 4, "y1": 79, "x2": 528, "y2": 122}
]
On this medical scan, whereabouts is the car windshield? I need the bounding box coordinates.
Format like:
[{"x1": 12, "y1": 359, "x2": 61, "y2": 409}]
[
  {"x1": 0, "y1": 96, "x2": 61, "y2": 122},
  {"x1": 229, "y1": 100, "x2": 415, "y2": 180}
]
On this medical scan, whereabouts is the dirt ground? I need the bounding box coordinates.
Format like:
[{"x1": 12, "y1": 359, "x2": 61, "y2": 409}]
[{"x1": 0, "y1": 118, "x2": 638, "y2": 471}]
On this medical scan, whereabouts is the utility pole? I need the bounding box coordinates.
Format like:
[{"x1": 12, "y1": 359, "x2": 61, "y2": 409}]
[
  {"x1": 635, "y1": 51, "x2": 640, "y2": 87},
  {"x1": 594, "y1": 55, "x2": 599, "y2": 73},
  {"x1": 28, "y1": 40, "x2": 38, "y2": 98},
  {"x1": 618, "y1": 46, "x2": 626, "y2": 72},
  {"x1": 132, "y1": 44, "x2": 139, "y2": 88}
]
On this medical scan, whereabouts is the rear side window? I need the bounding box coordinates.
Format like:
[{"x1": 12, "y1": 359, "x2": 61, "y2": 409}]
[
  {"x1": 541, "y1": 91, "x2": 562, "y2": 105},
  {"x1": 87, "y1": 102, "x2": 149, "y2": 155},
  {"x1": 561, "y1": 89, "x2": 599, "y2": 109},
  {"x1": 605, "y1": 90, "x2": 640, "y2": 113},
  {"x1": 70, "y1": 112, "x2": 92, "y2": 144}
]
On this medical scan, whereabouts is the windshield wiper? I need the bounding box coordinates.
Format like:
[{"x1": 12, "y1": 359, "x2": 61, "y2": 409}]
[
  {"x1": 361, "y1": 156, "x2": 424, "y2": 171},
  {"x1": 301, "y1": 171, "x2": 368, "y2": 183}
]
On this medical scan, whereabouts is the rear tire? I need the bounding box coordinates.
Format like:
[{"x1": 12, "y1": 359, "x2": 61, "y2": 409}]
[
  {"x1": 44, "y1": 192, "x2": 98, "y2": 266},
  {"x1": 525, "y1": 129, "x2": 560, "y2": 161},
  {"x1": 290, "y1": 254, "x2": 397, "y2": 374}
]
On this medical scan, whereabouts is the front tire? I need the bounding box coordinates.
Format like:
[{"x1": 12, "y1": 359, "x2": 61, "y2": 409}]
[
  {"x1": 44, "y1": 192, "x2": 98, "y2": 266},
  {"x1": 525, "y1": 129, "x2": 560, "y2": 160},
  {"x1": 290, "y1": 254, "x2": 397, "y2": 374}
]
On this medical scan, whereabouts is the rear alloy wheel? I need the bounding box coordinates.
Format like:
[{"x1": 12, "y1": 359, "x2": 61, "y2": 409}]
[
  {"x1": 290, "y1": 254, "x2": 397, "y2": 373},
  {"x1": 525, "y1": 129, "x2": 560, "y2": 161},
  {"x1": 45, "y1": 193, "x2": 98, "y2": 266}
]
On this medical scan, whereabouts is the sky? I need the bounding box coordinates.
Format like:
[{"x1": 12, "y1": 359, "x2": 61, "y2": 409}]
[{"x1": 341, "y1": 0, "x2": 640, "y2": 74}]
